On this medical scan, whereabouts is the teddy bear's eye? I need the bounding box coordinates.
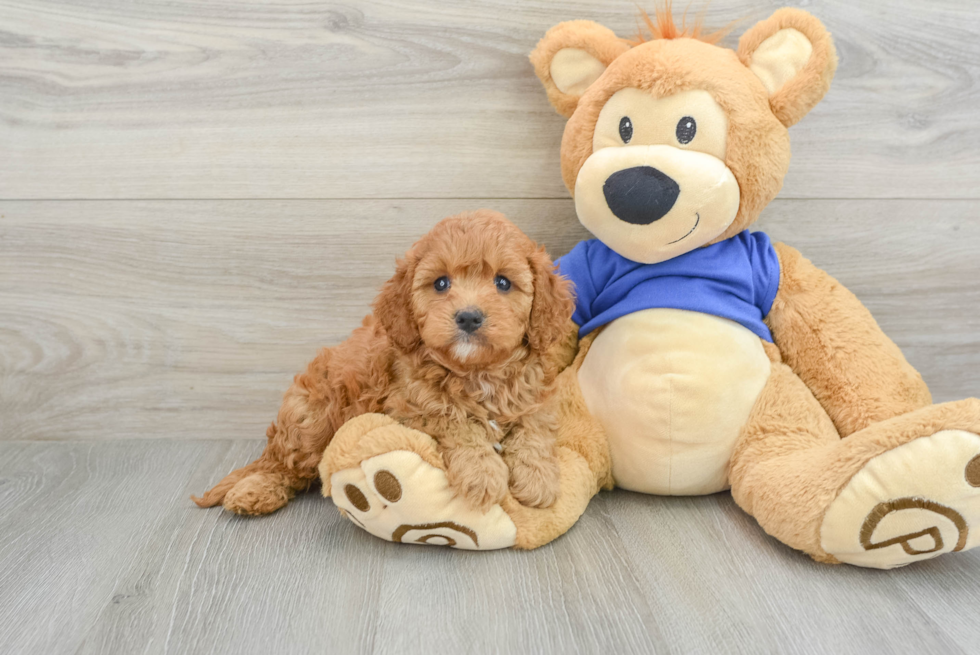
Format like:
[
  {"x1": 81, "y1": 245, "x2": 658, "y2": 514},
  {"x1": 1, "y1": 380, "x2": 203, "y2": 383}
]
[
  {"x1": 619, "y1": 116, "x2": 633, "y2": 144},
  {"x1": 676, "y1": 116, "x2": 696, "y2": 144},
  {"x1": 433, "y1": 276, "x2": 451, "y2": 292}
]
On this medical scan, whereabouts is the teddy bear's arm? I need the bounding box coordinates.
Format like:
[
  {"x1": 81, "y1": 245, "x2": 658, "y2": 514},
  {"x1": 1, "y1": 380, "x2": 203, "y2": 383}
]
[{"x1": 764, "y1": 242, "x2": 933, "y2": 438}]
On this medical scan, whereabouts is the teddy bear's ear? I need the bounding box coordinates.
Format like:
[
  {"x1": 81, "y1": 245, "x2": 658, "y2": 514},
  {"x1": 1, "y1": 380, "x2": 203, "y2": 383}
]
[
  {"x1": 530, "y1": 20, "x2": 630, "y2": 118},
  {"x1": 737, "y1": 8, "x2": 838, "y2": 128}
]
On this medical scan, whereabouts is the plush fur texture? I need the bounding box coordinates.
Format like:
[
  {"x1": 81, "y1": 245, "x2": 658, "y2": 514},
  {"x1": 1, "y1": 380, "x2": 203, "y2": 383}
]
[
  {"x1": 320, "y1": 413, "x2": 446, "y2": 497},
  {"x1": 766, "y1": 243, "x2": 933, "y2": 438},
  {"x1": 731, "y1": 363, "x2": 980, "y2": 563},
  {"x1": 529, "y1": 20, "x2": 630, "y2": 119},
  {"x1": 193, "y1": 210, "x2": 574, "y2": 514},
  {"x1": 532, "y1": 9, "x2": 836, "y2": 244},
  {"x1": 737, "y1": 8, "x2": 838, "y2": 128}
]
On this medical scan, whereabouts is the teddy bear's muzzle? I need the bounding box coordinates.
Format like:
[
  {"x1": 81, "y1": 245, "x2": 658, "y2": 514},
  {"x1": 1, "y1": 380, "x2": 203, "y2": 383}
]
[{"x1": 573, "y1": 145, "x2": 740, "y2": 265}]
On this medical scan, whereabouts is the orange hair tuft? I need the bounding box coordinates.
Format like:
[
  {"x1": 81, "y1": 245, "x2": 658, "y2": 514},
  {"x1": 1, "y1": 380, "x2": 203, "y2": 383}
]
[{"x1": 629, "y1": 2, "x2": 733, "y2": 46}]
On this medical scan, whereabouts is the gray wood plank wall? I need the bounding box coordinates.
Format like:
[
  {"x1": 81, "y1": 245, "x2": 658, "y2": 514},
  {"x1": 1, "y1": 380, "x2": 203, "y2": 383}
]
[
  {"x1": 3, "y1": 0, "x2": 979, "y2": 200},
  {"x1": 2, "y1": 198, "x2": 979, "y2": 441},
  {"x1": 2, "y1": 0, "x2": 980, "y2": 653}
]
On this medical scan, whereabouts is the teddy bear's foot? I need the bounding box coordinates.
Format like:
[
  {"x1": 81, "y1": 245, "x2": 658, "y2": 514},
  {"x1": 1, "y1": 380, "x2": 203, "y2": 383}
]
[
  {"x1": 330, "y1": 450, "x2": 518, "y2": 550},
  {"x1": 320, "y1": 414, "x2": 517, "y2": 550},
  {"x1": 821, "y1": 428, "x2": 980, "y2": 569},
  {"x1": 319, "y1": 413, "x2": 604, "y2": 550}
]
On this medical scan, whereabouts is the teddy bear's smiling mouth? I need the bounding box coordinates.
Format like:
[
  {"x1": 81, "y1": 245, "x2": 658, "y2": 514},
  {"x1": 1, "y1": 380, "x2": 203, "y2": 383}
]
[{"x1": 667, "y1": 213, "x2": 700, "y2": 244}]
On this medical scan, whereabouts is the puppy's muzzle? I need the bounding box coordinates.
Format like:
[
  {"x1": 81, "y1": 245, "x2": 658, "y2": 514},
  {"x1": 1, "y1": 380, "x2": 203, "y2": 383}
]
[
  {"x1": 603, "y1": 166, "x2": 680, "y2": 225},
  {"x1": 454, "y1": 308, "x2": 485, "y2": 334}
]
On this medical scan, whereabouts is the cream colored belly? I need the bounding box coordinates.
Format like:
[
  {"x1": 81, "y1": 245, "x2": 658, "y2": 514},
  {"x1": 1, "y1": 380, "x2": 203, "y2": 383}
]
[{"x1": 578, "y1": 309, "x2": 771, "y2": 495}]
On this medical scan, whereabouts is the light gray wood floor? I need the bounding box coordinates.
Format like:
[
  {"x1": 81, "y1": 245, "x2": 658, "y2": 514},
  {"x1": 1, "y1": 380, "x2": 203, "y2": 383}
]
[
  {"x1": 3, "y1": 439, "x2": 980, "y2": 655},
  {"x1": 3, "y1": 0, "x2": 980, "y2": 653}
]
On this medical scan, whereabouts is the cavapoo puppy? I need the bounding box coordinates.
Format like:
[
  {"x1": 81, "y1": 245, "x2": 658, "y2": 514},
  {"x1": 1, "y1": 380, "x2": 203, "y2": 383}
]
[{"x1": 193, "y1": 210, "x2": 574, "y2": 514}]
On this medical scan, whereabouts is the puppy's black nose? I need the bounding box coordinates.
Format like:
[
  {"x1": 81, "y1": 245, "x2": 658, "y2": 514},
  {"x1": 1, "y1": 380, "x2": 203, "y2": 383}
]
[
  {"x1": 603, "y1": 166, "x2": 680, "y2": 225},
  {"x1": 455, "y1": 309, "x2": 484, "y2": 334}
]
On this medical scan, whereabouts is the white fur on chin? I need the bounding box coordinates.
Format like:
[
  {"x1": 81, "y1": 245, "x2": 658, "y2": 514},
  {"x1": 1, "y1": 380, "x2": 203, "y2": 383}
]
[{"x1": 452, "y1": 341, "x2": 479, "y2": 362}]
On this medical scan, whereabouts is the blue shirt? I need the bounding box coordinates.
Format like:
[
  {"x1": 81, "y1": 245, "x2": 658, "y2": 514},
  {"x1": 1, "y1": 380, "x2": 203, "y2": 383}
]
[{"x1": 556, "y1": 231, "x2": 781, "y2": 342}]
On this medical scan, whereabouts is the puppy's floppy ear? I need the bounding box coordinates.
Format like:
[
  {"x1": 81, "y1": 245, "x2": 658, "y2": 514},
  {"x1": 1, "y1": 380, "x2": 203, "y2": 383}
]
[
  {"x1": 530, "y1": 20, "x2": 630, "y2": 118},
  {"x1": 526, "y1": 247, "x2": 574, "y2": 353},
  {"x1": 373, "y1": 250, "x2": 421, "y2": 352},
  {"x1": 738, "y1": 8, "x2": 838, "y2": 128}
]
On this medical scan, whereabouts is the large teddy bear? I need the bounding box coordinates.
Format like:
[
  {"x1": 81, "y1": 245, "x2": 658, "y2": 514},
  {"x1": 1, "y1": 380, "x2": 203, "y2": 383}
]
[{"x1": 319, "y1": 7, "x2": 980, "y2": 568}]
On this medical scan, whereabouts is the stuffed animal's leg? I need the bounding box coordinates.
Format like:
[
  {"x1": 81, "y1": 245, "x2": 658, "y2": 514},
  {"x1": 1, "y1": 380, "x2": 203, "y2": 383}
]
[
  {"x1": 730, "y1": 360, "x2": 980, "y2": 568},
  {"x1": 320, "y1": 347, "x2": 613, "y2": 550},
  {"x1": 767, "y1": 243, "x2": 934, "y2": 437},
  {"x1": 320, "y1": 414, "x2": 519, "y2": 549}
]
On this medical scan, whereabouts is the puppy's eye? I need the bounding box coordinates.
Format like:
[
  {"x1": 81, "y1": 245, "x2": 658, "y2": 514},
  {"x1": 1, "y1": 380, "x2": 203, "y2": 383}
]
[
  {"x1": 494, "y1": 275, "x2": 511, "y2": 292},
  {"x1": 676, "y1": 116, "x2": 696, "y2": 144},
  {"x1": 619, "y1": 116, "x2": 633, "y2": 144},
  {"x1": 433, "y1": 276, "x2": 450, "y2": 292}
]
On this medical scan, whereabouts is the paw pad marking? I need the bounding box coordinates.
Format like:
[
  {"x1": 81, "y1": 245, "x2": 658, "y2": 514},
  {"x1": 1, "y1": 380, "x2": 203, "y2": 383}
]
[
  {"x1": 344, "y1": 484, "x2": 370, "y2": 512},
  {"x1": 329, "y1": 450, "x2": 517, "y2": 550},
  {"x1": 966, "y1": 454, "x2": 980, "y2": 488},
  {"x1": 860, "y1": 497, "x2": 968, "y2": 556},
  {"x1": 374, "y1": 470, "x2": 402, "y2": 502},
  {"x1": 821, "y1": 430, "x2": 980, "y2": 568},
  {"x1": 392, "y1": 522, "x2": 479, "y2": 547}
]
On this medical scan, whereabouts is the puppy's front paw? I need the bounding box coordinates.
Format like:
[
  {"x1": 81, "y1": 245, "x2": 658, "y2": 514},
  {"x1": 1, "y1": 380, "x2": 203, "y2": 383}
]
[
  {"x1": 444, "y1": 448, "x2": 509, "y2": 512},
  {"x1": 505, "y1": 453, "x2": 561, "y2": 509}
]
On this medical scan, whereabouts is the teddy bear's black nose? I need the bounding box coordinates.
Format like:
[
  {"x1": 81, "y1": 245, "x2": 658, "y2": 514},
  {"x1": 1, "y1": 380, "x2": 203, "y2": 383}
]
[
  {"x1": 603, "y1": 166, "x2": 680, "y2": 225},
  {"x1": 455, "y1": 309, "x2": 485, "y2": 334}
]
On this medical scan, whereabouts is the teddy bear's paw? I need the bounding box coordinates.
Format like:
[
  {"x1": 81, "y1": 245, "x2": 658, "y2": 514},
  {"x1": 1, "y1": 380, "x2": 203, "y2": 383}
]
[
  {"x1": 821, "y1": 430, "x2": 980, "y2": 569},
  {"x1": 329, "y1": 450, "x2": 517, "y2": 550}
]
